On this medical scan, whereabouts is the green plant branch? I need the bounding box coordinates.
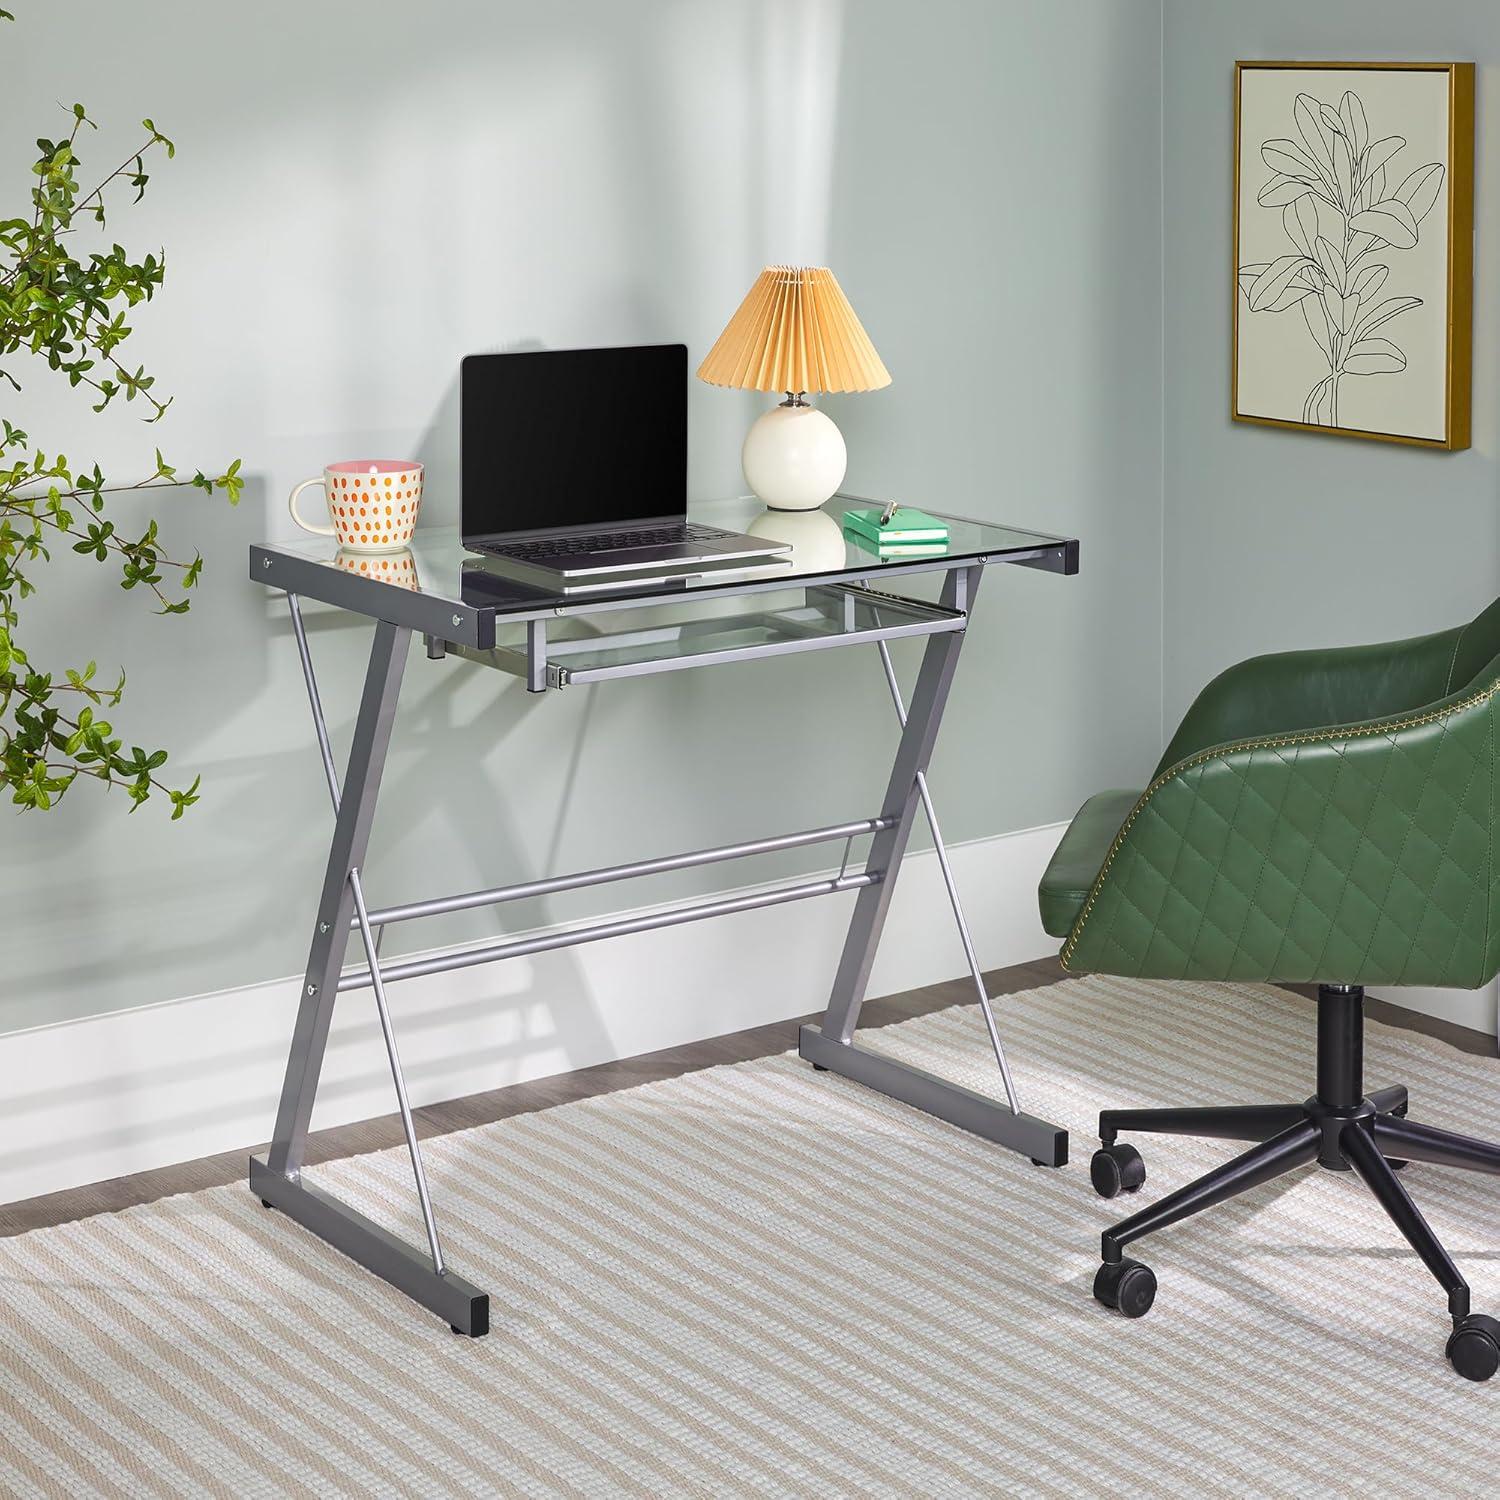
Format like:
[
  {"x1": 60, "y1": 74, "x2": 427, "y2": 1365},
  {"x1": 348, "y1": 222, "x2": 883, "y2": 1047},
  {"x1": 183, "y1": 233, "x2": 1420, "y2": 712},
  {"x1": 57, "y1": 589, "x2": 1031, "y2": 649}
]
[{"x1": 0, "y1": 16, "x2": 238, "y2": 817}]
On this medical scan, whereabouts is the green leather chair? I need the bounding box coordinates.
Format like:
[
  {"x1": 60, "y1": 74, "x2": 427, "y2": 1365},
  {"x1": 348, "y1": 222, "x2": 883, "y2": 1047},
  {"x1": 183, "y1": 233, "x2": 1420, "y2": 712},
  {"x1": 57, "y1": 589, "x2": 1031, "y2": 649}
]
[{"x1": 1040, "y1": 597, "x2": 1500, "y2": 1380}]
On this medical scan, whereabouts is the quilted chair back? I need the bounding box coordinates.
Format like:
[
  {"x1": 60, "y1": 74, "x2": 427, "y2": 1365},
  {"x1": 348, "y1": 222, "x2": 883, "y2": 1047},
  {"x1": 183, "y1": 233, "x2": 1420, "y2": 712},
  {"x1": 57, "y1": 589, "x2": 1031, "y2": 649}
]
[
  {"x1": 1062, "y1": 598, "x2": 1500, "y2": 989},
  {"x1": 1450, "y1": 595, "x2": 1500, "y2": 696}
]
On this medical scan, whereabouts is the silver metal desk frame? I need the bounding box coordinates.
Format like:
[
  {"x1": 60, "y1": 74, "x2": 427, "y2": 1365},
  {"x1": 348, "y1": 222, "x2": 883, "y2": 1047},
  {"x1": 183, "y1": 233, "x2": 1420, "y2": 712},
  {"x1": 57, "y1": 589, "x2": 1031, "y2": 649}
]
[{"x1": 250, "y1": 541, "x2": 1073, "y2": 1337}]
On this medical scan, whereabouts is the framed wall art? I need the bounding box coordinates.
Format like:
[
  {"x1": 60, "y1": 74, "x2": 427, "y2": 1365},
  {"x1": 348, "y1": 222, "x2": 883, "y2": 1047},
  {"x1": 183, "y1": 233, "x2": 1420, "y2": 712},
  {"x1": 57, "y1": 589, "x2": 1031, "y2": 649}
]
[{"x1": 1233, "y1": 61, "x2": 1473, "y2": 449}]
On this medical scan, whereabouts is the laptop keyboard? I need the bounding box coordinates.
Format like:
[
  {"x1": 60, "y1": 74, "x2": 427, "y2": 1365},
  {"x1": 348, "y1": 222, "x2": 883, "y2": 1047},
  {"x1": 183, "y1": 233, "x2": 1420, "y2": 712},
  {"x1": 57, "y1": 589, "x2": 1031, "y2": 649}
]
[{"x1": 486, "y1": 522, "x2": 733, "y2": 561}]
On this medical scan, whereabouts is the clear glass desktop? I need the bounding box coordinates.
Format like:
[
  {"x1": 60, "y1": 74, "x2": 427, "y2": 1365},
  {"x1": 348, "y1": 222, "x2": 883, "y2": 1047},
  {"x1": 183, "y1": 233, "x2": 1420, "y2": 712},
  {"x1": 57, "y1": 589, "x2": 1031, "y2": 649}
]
[{"x1": 259, "y1": 494, "x2": 1075, "y2": 624}]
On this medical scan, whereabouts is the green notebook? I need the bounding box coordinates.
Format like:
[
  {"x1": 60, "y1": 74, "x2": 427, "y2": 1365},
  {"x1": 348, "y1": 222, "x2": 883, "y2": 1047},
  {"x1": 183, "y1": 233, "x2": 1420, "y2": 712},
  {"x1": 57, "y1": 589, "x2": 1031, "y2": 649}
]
[
  {"x1": 842, "y1": 526, "x2": 948, "y2": 558},
  {"x1": 866, "y1": 541, "x2": 949, "y2": 556},
  {"x1": 842, "y1": 504, "x2": 948, "y2": 544}
]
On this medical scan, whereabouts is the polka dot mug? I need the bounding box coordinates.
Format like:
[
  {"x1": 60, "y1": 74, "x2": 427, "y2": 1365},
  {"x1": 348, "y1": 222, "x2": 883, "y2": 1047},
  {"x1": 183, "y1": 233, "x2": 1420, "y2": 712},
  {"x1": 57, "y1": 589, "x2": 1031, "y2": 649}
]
[{"x1": 289, "y1": 460, "x2": 423, "y2": 552}]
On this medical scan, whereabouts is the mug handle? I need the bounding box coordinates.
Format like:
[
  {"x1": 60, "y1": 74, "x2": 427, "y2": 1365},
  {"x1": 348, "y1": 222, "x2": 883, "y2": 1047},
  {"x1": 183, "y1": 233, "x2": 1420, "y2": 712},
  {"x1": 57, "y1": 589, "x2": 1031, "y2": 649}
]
[{"x1": 288, "y1": 477, "x2": 335, "y2": 536}]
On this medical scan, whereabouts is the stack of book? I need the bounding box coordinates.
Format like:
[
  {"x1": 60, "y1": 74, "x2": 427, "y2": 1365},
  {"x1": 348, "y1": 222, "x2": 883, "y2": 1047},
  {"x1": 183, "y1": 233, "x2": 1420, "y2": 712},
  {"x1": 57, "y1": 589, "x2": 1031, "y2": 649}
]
[{"x1": 842, "y1": 504, "x2": 950, "y2": 557}]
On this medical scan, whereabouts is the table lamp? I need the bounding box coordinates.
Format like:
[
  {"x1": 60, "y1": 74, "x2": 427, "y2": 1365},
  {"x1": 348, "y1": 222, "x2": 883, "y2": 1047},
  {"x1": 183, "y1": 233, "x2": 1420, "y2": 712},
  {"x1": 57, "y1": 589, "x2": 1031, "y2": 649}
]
[{"x1": 697, "y1": 265, "x2": 890, "y2": 511}]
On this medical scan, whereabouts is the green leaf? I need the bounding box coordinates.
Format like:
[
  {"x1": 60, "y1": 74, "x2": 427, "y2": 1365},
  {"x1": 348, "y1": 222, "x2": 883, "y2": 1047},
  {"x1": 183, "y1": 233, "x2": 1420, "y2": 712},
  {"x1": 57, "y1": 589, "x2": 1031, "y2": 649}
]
[
  {"x1": 219, "y1": 457, "x2": 244, "y2": 503},
  {"x1": 168, "y1": 773, "x2": 201, "y2": 819},
  {"x1": 0, "y1": 81, "x2": 219, "y2": 818}
]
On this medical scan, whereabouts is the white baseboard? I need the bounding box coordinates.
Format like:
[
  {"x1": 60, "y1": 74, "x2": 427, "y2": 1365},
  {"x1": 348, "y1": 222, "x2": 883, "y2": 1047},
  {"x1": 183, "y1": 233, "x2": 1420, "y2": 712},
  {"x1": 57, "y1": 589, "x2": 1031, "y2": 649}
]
[
  {"x1": 1369, "y1": 980, "x2": 1499, "y2": 1040},
  {"x1": 0, "y1": 822, "x2": 1067, "y2": 1205},
  {"x1": 8, "y1": 818, "x2": 1490, "y2": 1207}
]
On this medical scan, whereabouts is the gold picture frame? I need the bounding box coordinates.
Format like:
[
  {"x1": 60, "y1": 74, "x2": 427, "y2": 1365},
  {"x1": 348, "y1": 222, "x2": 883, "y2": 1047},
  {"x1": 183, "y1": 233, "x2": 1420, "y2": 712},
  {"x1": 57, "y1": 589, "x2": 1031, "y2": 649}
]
[{"x1": 1232, "y1": 61, "x2": 1473, "y2": 450}]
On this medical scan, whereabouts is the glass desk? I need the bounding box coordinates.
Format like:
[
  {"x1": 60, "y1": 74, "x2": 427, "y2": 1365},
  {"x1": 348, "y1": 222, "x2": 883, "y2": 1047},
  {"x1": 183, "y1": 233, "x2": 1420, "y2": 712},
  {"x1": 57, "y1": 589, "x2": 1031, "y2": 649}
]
[
  {"x1": 248, "y1": 495, "x2": 1079, "y2": 1335},
  {"x1": 251, "y1": 495, "x2": 1076, "y2": 666}
]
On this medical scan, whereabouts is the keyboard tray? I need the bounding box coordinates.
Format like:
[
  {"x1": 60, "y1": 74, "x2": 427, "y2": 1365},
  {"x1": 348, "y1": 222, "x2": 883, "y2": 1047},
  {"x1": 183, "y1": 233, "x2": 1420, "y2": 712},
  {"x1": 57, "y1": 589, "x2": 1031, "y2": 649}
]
[{"x1": 454, "y1": 583, "x2": 965, "y2": 689}]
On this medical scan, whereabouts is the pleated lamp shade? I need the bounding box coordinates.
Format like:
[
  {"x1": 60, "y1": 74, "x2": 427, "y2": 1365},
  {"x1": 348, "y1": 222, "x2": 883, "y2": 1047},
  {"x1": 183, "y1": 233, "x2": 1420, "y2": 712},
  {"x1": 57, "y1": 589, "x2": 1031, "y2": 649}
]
[{"x1": 697, "y1": 266, "x2": 891, "y2": 395}]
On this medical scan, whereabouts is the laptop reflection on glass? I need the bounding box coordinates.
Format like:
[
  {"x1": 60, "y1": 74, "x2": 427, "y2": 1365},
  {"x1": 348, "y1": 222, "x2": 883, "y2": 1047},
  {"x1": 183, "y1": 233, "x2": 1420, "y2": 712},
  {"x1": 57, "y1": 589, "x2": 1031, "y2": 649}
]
[{"x1": 460, "y1": 344, "x2": 788, "y2": 592}]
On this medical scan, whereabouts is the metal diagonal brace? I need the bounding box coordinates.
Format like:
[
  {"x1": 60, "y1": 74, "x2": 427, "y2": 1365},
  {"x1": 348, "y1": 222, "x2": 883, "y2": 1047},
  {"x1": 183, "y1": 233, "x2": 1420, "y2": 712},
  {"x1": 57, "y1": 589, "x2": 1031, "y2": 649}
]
[
  {"x1": 875, "y1": 638, "x2": 1020, "y2": 1115},
  {"x1": 267, "y1": 596, "x2": 449, "y2": 1278},
  {"x1": 799, "y1": 566, "x2": 1068, "y2": 1168},
  {"x1": 348, "y1": 864, "x2": 445, "y2": 1273}
]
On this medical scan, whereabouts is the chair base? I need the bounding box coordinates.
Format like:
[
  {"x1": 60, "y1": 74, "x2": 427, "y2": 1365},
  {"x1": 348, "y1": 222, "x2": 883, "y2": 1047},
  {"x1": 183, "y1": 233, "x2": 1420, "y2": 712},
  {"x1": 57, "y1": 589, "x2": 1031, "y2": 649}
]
[{"x1": 1090, "y1": 985, "x2": 1500, "y2": 1382}]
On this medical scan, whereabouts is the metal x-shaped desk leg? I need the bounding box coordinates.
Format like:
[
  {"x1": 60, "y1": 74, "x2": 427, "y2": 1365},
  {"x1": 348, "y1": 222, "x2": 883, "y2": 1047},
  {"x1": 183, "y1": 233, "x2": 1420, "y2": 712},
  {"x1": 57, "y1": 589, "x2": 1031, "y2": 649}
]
[
  {"x1": 249, "y1": 598, "x2": 489, "y2": 1335},
  {"x1": 799, "y1": 566, "x2": 1068, "y2": 1167}
]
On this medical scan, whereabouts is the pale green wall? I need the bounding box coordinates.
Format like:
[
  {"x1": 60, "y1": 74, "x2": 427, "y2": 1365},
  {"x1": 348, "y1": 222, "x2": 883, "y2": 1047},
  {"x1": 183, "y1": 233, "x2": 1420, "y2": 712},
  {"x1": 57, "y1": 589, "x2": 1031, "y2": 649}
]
[
  {"x1": 0, "y1": 0, "x2": 1164, "y2": 1031},
  {"x1": 1162, "y1": 1, "x2": 1500, "y2": 735}
]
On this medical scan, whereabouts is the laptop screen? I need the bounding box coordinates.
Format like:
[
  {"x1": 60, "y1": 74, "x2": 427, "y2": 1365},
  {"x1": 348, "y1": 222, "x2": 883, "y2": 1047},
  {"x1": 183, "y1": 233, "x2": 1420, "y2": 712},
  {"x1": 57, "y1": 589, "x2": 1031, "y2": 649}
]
[{"x1": 460, "y1": 344, "x2": 688, "y2": 541}]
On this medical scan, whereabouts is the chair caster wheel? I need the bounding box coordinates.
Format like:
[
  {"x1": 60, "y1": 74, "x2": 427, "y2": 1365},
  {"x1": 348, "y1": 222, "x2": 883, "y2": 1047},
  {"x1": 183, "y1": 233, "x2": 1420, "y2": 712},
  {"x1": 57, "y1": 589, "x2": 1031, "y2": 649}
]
[
  {"x1": 1094, "y1": 1257, "x2": 1156, "y2": 1318},
  {"x1": 1447, "y1": 1314, "x2": 1500, "y2": 1381},
  {"x1": 1090, "y1": 1142, "x2": 1146, "y2": 1199}
]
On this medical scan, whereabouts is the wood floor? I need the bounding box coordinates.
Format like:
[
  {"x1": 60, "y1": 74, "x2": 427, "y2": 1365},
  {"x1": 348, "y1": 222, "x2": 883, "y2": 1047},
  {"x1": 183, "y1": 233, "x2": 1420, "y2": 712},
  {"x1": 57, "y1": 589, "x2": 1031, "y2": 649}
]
[{"x1": 2, "y1": 957, "x2": 1493, "y2": 1237}]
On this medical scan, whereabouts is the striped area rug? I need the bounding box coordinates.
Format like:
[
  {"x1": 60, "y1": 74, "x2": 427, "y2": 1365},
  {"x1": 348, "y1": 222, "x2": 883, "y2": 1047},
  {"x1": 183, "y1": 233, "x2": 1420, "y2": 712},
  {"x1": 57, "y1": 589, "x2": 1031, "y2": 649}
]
[{"x1": 2, "y1": 975, "x2": 1498, "y2": 1497}]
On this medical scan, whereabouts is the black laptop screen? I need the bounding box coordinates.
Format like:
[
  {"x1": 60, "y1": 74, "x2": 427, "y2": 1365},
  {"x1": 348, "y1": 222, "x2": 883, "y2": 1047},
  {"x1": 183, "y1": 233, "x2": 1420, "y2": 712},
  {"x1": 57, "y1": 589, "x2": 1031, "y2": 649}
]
[{"x1": 461, "y1": 344, "x2": 688, "y2": 540}]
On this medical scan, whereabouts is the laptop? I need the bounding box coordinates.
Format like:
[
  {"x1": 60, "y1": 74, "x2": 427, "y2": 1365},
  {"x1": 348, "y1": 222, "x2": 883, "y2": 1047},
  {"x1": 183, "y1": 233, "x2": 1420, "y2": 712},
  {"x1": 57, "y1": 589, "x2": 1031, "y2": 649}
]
[{"x1": 460, "y1": 344, "x2": 789, "y2": 588}]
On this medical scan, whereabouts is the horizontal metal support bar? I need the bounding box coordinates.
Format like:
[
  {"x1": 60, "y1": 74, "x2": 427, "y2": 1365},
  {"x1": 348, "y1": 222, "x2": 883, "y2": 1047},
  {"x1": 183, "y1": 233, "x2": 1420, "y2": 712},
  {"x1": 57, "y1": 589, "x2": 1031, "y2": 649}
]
[
  {"x1": 361, "y1": 816, "x2": 894, "y2": 929},
  {"x1": 542, "y1": 612, "x2": 808, "y2": 659},
  {"x1": 556, "y1": 608, "x2": 964, "y2": 686},
  {"x1": 341, "y1": 872, "x2": 880, "y2": 993},
  {"x1": 447, "y1": 642, "x2": 530, "y2": 678},
  {"x1": 814, "y1": 583, "x2": 963, "y2": 622},
  {"x1": 249, "y1": 1155, "x2": 490, "y2": 1336},
  {"x1": 536, "y1": 557, "x2": 978, "y2": 621},
  {"x1": 448, "y1": 612, "x2": 806, "y2": 682},
  {"x1": 798, "y1": 1025, "x2": 1069, "y2": 1167},
  {"x1": 445, "y1": 601, "x2": 962, "y2": 690}
]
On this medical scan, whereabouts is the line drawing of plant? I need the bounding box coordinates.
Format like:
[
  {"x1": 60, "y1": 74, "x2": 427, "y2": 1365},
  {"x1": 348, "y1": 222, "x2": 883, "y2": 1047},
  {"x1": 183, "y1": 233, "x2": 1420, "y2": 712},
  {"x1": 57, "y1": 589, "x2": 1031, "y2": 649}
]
[{"x1": 1238, "y1": 88, "x2": 1444, "y2": 428}]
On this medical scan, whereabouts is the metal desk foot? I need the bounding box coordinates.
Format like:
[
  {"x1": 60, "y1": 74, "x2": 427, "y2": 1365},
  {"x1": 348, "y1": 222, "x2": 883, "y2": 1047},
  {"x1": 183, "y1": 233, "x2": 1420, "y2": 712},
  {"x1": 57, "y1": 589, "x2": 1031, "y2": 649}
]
[
  {"x1": 798, "y1": 1026, "x2": 1068, "y2": 1167},
  {"x1": 250, "y1": 1156, "x2": 491, "y2": 1336}
]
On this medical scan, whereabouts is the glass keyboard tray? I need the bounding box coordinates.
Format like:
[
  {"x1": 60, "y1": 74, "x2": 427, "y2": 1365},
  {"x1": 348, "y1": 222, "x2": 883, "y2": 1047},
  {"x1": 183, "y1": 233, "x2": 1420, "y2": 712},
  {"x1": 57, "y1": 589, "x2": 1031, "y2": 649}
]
[{"x1": 456, "y1": 583, "x2": 965, "y2": 689}]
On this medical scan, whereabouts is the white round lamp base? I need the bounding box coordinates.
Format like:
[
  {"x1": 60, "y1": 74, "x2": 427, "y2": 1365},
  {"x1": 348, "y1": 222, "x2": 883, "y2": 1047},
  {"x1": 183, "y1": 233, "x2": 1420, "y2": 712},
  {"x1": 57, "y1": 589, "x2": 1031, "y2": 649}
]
[{"x1": 741, "y1": 403, "x2": 847, "y2": 511}]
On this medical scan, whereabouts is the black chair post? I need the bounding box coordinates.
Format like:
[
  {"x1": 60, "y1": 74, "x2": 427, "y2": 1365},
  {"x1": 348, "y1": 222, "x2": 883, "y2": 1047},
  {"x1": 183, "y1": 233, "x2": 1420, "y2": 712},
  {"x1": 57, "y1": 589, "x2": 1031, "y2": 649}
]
[{"x1": 1316, "y1": 984, "x2": 1364, "y2": 1109}]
